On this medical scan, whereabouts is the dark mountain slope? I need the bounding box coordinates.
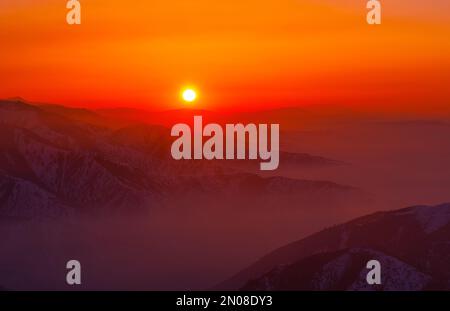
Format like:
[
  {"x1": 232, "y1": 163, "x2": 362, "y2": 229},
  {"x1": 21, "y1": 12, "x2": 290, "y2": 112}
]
[{"x1": 217, "y1": 203, "x2": 450, "y2": 290}]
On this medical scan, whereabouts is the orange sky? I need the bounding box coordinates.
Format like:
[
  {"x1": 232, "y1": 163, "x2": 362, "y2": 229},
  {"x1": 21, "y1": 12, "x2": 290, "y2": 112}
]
[{"x1": 0, "y1": 0, "x2": 449, "y2": 112}]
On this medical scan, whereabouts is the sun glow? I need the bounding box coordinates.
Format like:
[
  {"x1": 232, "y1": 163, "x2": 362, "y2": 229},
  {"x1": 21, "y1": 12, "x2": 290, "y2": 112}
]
[{"x1": 182, "y1": 88, "x2": 197, "y2": 103}]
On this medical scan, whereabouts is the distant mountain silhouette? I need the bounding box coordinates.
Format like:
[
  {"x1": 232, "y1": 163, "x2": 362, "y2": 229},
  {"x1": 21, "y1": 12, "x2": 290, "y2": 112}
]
[{"x1": 217, "y1": 203, "x2": 450, "y2": 290}]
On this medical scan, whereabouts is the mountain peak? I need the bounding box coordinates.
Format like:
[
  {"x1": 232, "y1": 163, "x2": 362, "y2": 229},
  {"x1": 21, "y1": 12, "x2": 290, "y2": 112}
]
[
  {"x1": 0, "y1": 97, "x2": 39, "y2": 111},
  {"x1": 4, "y1": 96, "x2": 27, "y2": 102}
]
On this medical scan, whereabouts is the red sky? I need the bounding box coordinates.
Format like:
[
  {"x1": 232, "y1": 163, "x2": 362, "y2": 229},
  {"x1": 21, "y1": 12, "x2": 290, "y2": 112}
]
[{"x1": 0, "y1": 0, "x2": 449, "y2": 113}]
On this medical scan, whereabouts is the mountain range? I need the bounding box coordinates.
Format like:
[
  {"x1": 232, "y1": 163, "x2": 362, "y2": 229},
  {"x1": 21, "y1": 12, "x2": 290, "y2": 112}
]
[
  {"x1": 0, "y1": 99, "x2": 361, "y2": 218},
  {"x1": 1, "y1": 98, "x2": 450, "y2": 291}
]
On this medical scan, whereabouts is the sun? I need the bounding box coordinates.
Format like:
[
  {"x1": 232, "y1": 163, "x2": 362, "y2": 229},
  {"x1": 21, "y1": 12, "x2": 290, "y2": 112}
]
[{"x1": 181, "y1": 88, "x2": 197, "y2": 103}]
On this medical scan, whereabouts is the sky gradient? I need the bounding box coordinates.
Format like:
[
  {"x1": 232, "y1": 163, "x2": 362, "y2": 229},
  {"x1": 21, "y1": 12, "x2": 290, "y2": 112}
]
[{"x1": 1, "y1": 0, "x2": 449, "y2": 112}]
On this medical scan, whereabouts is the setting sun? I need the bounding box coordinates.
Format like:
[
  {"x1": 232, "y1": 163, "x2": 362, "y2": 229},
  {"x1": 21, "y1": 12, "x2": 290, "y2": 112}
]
[{"x1": 182, "y1": 89, "x2": 197, "y2": 103}]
